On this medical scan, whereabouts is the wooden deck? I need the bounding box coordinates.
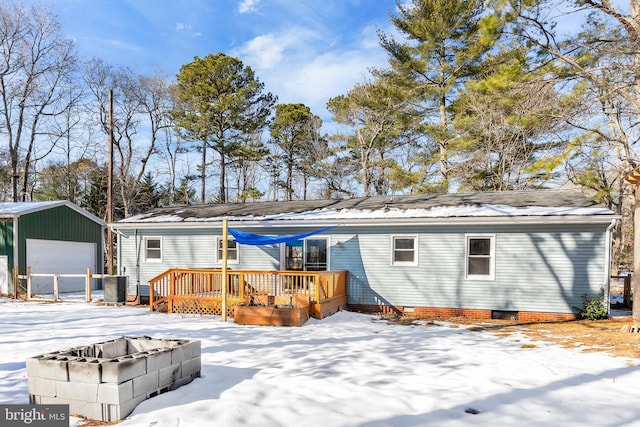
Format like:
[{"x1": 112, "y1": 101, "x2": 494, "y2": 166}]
[{"x1": 149, "y1": 268, "x2": 347, "y2": 319}]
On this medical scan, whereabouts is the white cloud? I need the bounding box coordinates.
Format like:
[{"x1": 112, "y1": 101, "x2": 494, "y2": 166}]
[
  {"x1": 175, "y1": 22, "x2": 192, "y2": 31},
  {"x1": 235, "y1": 29, "x2": 387, "y2": 123},
  {"x1": 231, "y1": 14, "x2": 390, "y2": 128},
  {"x1": 238, "y1": 0, "x2": 260, "y2": 14},
  {"x1": 237, "y1": 27, "x2": 321, "y2": 69}
]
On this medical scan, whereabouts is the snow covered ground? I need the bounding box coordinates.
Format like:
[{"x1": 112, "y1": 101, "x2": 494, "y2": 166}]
[{"x1": 1, "y1": 296, "x2": 640, "y2": 427}]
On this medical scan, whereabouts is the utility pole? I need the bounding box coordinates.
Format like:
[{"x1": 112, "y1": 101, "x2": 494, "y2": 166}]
[{"x1": 107, "y1": 89, "x2": 114, "y2": 275}]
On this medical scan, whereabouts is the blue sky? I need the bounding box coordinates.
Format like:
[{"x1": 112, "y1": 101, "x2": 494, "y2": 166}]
[{"x1": 33, "y1": 0, "x2": 398, "y2": 123}]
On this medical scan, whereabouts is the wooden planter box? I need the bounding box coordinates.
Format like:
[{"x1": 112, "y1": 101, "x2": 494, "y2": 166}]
[{"x1": 234, "y1": 304, "x2": 310, "y2": 327}]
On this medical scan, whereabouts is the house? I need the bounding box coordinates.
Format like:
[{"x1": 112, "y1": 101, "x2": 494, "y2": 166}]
[
  {"x1": 111, "y1": 190, "x2": 617, "y2": 321},
  {"x1": 0, "y1": 201, "x2": 106, "y2": 296}
]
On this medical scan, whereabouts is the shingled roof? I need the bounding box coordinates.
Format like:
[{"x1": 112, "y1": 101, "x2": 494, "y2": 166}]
[{"x1": 117, "y1": 189, "x2": 614, "y2": 225}]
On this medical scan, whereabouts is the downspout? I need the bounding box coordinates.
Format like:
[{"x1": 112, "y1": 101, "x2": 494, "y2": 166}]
[
  {"x1": 605, "y1": 219, "x2": 617, "y2": 317},
  {"x1": 135, "y1": 229, "x2": 141, "y2": 296}
]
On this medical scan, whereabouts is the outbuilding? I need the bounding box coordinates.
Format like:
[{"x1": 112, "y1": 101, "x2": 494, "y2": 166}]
[
  {"x1": 112, "y1": 190, "x2": 617, "y2": 321},
  {"x1": 0, "y1": 201, "x2": 105, "y2": 296}
]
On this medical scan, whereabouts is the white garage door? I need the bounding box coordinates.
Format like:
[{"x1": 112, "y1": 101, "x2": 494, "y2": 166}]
[{"x1": 26, "y1": 239, "x2": 96, "y2": 294}]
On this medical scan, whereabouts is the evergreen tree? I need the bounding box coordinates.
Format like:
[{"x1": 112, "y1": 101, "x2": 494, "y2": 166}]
[
  {"x1": 327, "y1": 78, "x2": 419, "y2": 196},
  {"x1": 269, "y1": 104, "x2": 321, "y2": 200},
  {"x1": 172, "y1": 53, "x2": 276, "y2": 203},
  {"x1": 378, "y1": 0, "x2": 505, "y2": 191},
  {"x1": 450, "y1": 47, "x2": 570, "y2": 191}
]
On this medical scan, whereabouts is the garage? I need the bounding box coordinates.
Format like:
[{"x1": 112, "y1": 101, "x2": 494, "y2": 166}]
[
  {"x1": 26, "y1": 239, "x2": 97, "y2": 294},
  {"x1": 0, "y1": 201, "x2": 105, "y2": 296}
]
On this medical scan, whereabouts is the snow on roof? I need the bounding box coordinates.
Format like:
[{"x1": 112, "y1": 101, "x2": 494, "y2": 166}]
[
  {"x1": 0, "y1": 201, "x2": 63, "y2": 216},
  {"x1": 0, "y1": 201, "x2": 106, "y2": 225},
  {"x1": 117, "y1": 190, "x2": 615, "y2": 224}
]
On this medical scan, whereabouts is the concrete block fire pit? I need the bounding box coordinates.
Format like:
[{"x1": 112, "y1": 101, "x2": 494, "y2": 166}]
[{"x1": 26, "y1": 336, "x2": 201, "y2": 421}]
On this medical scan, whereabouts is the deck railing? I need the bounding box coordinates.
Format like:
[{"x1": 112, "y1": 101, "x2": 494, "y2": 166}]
[{"x1": 149, "y1": 268, "x2": 347, "y2": 318}]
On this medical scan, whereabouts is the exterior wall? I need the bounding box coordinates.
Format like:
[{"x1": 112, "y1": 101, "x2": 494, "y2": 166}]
[
  {"x1": 0, "y1": 219, "x2": 14, "y2": 292},
  {"x1": 332, "y1": 223, "x2": 608, "y2": 316},
  {"x1": 18, "y1": 206, "x2": 104, "y2": 277},
  {"x1": 116, "y1": 222, "x2": 609, "y2": 317},
  {"x1": 118, "y1": 228, "x2": 283, "y2": 296}
]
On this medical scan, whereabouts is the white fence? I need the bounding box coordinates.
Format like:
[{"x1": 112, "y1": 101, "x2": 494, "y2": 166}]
[{"x1": 19, "y1": 267, "x2": 107, "y2": 303}]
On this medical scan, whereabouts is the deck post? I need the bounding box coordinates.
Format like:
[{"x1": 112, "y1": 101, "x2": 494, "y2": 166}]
[
  {"x1": 221, "y1": 219, "x2": 228, "y2": 321},
  {"x1": 169, "y1": 271, "x2": 175, "y2": 313},
  {"x1": 85, "y1": 267, "x2": 92, "y2": 302},
  {"x1": 26, "y1": 266, "x2": 31, "y2": 301},
  {"x1": 53, "y1": 274, "x2": 59, "y2": 302}
]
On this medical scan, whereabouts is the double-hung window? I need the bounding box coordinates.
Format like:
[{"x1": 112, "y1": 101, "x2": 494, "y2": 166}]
[
  {"x1": 466, "y1": 235, "x2": 495, "y2": 280},
  {"x1": 217, "y1": 237, "x2": 239, "y2": 264},
  {"x1": 144, "y1": 237, "x2": 162, "y2": 262},
  {"x1": 391, "y1": 235, "x2": 418, "y2": 266}
]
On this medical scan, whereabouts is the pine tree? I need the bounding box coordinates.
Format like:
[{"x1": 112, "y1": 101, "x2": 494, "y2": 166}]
[
  {"x1": 378, "y1": 0, "x2": 505, "y2": 191},
  {"x1": 172, "y1": 53, "x2": 276, "y2": 203}
]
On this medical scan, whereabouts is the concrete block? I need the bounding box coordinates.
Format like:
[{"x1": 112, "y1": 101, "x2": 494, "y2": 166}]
[
  {"x1": 97, "y1": 380, "x2": 133, "y2": 405},
  {"x1": 66, "y1": 399, "x2": 104, "y2": 421},
  {"x1": 170, "y1": 375, "x2": 197, "y2": 391},
  {"x1": 101, "y1": 357, "x2": 146, "y2": 383},
  {"x1": 27, "y1": 377, "x2": 57, "y2": 397},
  {"x1": 128, "y1": 336, "x2": 177, "y2": 353},
  {"x1": 133, "y1": 371, "x2": 159, "y2": 398},
  {"x1": 27, "y1": 336, "x2": 202, "y2": 422},
  {"x1": 68, "y1": 359, "x2": 102, "y2": 383},
  {"x1": 26, "y1": 357, "x2": 69, "y2": 381},
  {"x1": 56, "y1": 380, "x2": 98, "y2": 402},
  {"x1": 111, "y1": 394, "x2": 146, "y2": 421},
  {"x1": 158, "y1": 363, "x2": 181, "y2": 389},
  {"x1": 181, "y1": 356, "x2": 201, "y2": 378},
  {"x1": 38, "y1": 396, "x2": 66, "y2": 405},
  {"x1": 182, "y1": 341, "x2": 201, "y2": 359},
  {"x1": 146, "y1": 349, "x2": 172, "y2": 373},
  {"x1": 97, "y1": 339, "x2": 127, "y2": 359}
]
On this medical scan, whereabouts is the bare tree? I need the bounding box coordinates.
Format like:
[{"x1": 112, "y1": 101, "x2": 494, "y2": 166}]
[
  {"x1": 0, "y1": 3, "x2": 78, "y2": 201},
  {"x1": 510, "y1": 0, "x2": 640, "y2": 275},
  {"x1": 84, "y1": 59, "x2": 172, "y2": 217}
]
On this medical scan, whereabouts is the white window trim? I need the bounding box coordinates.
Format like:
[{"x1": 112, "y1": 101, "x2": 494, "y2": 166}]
[
  {"x1": 144, "y1": 237, "x2": 162, "y2": 263},
  {"x1": 390, "y1": 235, "x2": 419, "y2": 266},
  {"x1": 216, "y1": 236, "x2": 240, "y2": 265},
  {"x1": 279, "y1": 237, "x2": 331, "y2": 271},
  {"x1": 465, "y1": 234, "x2": 495, "y2": 281}
]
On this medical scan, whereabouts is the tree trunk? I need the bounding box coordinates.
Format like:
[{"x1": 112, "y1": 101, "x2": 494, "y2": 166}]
[
  {"x1": 201, "y1": 140, "x2": 207, "y2": 203},
  {"x1": 634, "y1": 186, "x2": 640, "y2": 322},
  {"x1": 438, "y1": 86, "x2": 449, "y2": 191},
  {"x1": 219, "y1": 151, "x2": 226, "y2": 203}
]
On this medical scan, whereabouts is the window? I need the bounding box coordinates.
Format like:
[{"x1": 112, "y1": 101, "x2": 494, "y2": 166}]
[
  {"x1": 217, "y1": 237, "x2": 239, "y2": 264},
  {"x1": 466, "y1": 235, "x2": 495, "y2": 280},
  {"x1": 284, "y1": 238, "x2": 328, "y2": 271},
  {"x1": 304, "y1": 239, "x2": 327, "y2": 271},
  {"x1": 144, "y1": 237, "x2": 162, "y2": 262},
  {"x1": 391, "y1": 235, "x2": 418, "y2": 266}
]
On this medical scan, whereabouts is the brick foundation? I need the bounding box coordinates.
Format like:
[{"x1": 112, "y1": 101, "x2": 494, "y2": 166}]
[{"x1": 348, "y1": 304, "x2": 578, "y2": 322}]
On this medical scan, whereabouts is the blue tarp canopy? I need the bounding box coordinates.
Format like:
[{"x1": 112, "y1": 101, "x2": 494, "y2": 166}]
[{"x1": 227, "y1": 226, "x2": 335, "y2": 246}]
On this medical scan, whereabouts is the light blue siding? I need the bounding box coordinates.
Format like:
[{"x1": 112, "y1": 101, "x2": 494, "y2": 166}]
[
  {"x1": 117, "y1": 222, "x2": 608, "y2": 314},
  {"x1": 119, "y1": 227, "x2": 300, "y2": 295},
  {"x1": 333, "y1": 224, "x2": 607, "y2": 314}
]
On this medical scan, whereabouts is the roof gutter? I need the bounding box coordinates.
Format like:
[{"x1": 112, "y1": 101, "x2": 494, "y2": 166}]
[{"x1": 111, "y1": 214, "x2": 621, "y2": 230}]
